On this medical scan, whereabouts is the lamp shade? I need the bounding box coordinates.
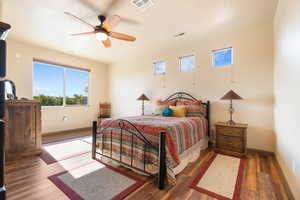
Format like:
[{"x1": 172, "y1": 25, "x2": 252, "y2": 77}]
[
  {"x1": 137, "y1": 94, "x2": 150, "y2": 101},
  {"x1": 220, "y1": 90, "x2": 243, "y2": 100}
]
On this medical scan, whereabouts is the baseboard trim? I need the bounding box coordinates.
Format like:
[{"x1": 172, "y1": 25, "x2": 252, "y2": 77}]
[
  {"x1": 42, "y1": 127, "x2": 91, "y2": 136},
  {"x1": 247, "y1": 148, "x2": 275, "y2": 156},
  {"x1": 42, "y1": 127, "x2": 91, "y2": 144}
]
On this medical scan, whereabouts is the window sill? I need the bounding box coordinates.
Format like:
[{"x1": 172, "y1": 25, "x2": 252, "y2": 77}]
[
  {"x1": 64, "y1": 105, "x2": 90, "y2": 107},
  {"x1": 213, "y1": 64, "x2": 233, "y2": 68},
  {"x1": 41, "y1": 105, "x2": 91, "y2": 108}
]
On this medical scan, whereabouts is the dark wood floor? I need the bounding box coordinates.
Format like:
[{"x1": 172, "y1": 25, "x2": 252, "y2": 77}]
[
  {"x1": 5, "y1": 131, "x2": 294, "y2": 200},
  {"x1": 42, "y1": 127, "x2": 91, "y2": 144}
]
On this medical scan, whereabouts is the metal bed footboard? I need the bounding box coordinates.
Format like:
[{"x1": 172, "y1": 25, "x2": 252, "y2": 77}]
[
  {"x1": 92, "y1": 119, "x2": 167, "y2": 190},
  {"x1": 92, "y1": 92, "x2": 210, "y2": 190}
]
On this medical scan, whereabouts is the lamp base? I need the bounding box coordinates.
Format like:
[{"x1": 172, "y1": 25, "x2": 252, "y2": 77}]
[{"x1": 226, "y1": 120, "x2": 236, "y2": 125}]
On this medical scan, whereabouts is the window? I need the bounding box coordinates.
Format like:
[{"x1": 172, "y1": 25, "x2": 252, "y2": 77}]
[
  {"x1": 33, "y1": 62, "x2": 64, "y2": 106},
  {"x1": 154, "y1": 61, "x2": 166, "y2": 75},
  {"x1": 33, "y1": 61, "x2": 89, "y2": 106},
  {"x1": 179, "y1": 55, "x2": 195, "y2": 72},
  {"x1": 212, "y1": 47, "x2": 233, "y2": 67}
]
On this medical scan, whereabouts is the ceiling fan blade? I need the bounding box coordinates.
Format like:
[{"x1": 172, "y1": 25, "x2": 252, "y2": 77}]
[
  {"x1": 109, "y1": 32, "x2": 136, "y2": 41},
  {"x1": 103, "y1": 15, "x2": 121, "y2": 31},
  {"x1": 71, "y1": 31, "x2": 97, "y2": 36},
  {"x1": 102, "y1": 38, "x2": 112, "y2": 48},
  {"x1": 65, "y1": 12, "x2": 95, "y2": 30}
]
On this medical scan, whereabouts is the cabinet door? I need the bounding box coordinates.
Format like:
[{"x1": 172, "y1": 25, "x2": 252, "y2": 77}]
[
  {"x1": 24, "y1": 105, "x2": 36, "y2": 150},
  {"x1": 21, "y1": 105, "x2": 38, "y2": 151},
  {"x1": 7, "y1": 104, "x2": 35, "y2": 153},
  {"x1": 5, "y1": 101, "x2": 42, "y2": 160}
]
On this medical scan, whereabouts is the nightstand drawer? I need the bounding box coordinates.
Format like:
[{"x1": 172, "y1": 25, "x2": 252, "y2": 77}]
[
  {"x1": 216, "y1": 134, "x2": 244, "y2": 153},
  {"x1": 216, "y1": 126, "x2": 244, "y2": 137}
]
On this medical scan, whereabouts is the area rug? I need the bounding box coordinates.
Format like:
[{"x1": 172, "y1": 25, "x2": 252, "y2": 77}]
[
  {"x1": 190, "y1": 153, "x2": 245, "y2": 200},
  {"x1": 81, "y1": 136, "x2": 92, "y2": 145},
  {"x1": 57, "y1": 152, "x2": 93, "y2": 171},
  {"x1": 41, "y1": 137, "x2": 92, "y2": 165},
  {"x1": 48, "y1": 159, "x2": 145, "y2": 200}
]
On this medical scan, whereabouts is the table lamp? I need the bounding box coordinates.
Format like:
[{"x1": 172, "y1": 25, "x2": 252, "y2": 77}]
[
  {"x1": 220, "y1": 90, "x2": 243, "y2": 125},
  {"x1": 137, "y1": 94, "x2": 150, "y2": 115}
]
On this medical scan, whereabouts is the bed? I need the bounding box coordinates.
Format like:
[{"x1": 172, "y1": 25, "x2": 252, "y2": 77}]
[{"x1": 92, "y1": 92, "x2": 210, "y2": 189}]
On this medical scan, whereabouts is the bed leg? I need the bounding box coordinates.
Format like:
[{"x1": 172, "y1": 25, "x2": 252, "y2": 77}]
[
  {"x1": 206, "y1": 101, "x2": 210, "y2": 137},
  {"x1": 158, "y1": 131, "x2": 166, "y2": 190},
  {"x1": 92, "y1": 121, "x2": 97, "y2": 159}
]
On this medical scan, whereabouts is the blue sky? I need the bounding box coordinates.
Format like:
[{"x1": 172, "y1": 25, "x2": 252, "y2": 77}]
[
  {"x1": 180, "y1": 56, "x2": 195, "y2": 71},
  {"x1": 33, "y1": 62, "x2": 89, "y2": 97},
  {"x1": 213, "y1": 48, "x2": 233, "y2": 67}
]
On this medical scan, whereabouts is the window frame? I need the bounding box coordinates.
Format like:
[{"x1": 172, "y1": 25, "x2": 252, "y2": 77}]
[
  {"x1": 153, "y1": 61, "x2": 166, "y2": 75},
  {"x1": 212, "y1": 47, "x2": 233, "y2": 67},
  {"x1": 179, "y1": 55, "x2": 196, "y2": 72},
  {"x1": 32, "y1": 59, "x2": 91, "y2": 107}
]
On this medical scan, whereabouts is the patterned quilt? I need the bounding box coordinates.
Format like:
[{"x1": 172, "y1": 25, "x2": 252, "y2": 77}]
[{"x1": 96, "y1": 115, "x2": 208, "y2": 184}]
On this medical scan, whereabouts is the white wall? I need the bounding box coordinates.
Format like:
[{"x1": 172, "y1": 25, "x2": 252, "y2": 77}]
[
  {"x1": 274, "y1": 0, "x2": 300, "y2": 198},
  {"x1": 6, "y1": 39, "x2": 109, "y2": 134},
  {"x1": 109, "y1": 24, "x2": 275, "y2": 151},
  {"x1": 0, "y1": 1, "x2": 2, "y2": 20}
]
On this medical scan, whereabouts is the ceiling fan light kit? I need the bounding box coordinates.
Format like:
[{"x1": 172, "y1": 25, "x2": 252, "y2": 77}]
[{"x1": 95, "y1": 32, "x2": 108, "y2": 41}]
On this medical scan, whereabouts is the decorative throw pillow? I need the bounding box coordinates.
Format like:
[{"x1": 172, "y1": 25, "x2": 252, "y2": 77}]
[
  {"x1": 176, "y1": 100, "x2": 205, "y2": 117},
  {"x1": 154, "y1": 104, "x2": 168, "y2": 115},
  {"x1": 162, "y1": 108, "x2": 173, "y2": 117},
  {"x1": 154, "y1": 100, "x2": 177, "y2": 115},
  {"x1": 170, "y1": 105, "x2": 187, "y2": 117}
]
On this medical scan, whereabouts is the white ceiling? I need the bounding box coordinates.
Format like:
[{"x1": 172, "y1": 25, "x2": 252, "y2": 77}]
[{"x1": 1, "y1": 0, "x2": 278, "y2": 64}]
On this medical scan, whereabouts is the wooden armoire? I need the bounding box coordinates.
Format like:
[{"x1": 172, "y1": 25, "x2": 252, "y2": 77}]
[{"x1": 4, "y1": 100, "x2": 42, "y2": 161}]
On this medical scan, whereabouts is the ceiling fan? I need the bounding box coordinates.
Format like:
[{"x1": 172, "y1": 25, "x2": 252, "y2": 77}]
[{"x1": 65, "y1": 12, "x2": 136, "y2": 48}]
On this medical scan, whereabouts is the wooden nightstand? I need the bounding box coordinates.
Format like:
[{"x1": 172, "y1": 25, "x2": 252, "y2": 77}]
[{"x1": 214, "y1": 122, "x2": 248, "y2": 157}]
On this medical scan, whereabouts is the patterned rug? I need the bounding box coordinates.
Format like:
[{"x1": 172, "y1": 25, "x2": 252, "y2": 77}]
[
  {"x1": 40, "y1": 136, "x2": 92, "y2": 165},
  {"x1": 190, "y1": 153, "x2": 245, "y2": 200},
  {"x1": 49, "y1": 159, "x2": 145, "y2": 200}
]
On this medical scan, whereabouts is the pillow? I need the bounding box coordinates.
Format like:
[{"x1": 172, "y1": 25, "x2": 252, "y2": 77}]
[
  {"x1": 162, "y1": 108, "x2": 173, "y2": 117},
  {"x1": 154, "y1": 100, "x2": 177, "y2": 115},
  {"x1": 176, "y1": 100, "x2": 205, "y2": 117},
  {"x1": 170, "y1": 105, "x2": 187, "y2": 117},
  {"x1": 176, "y1": 100, "x2": 202, "y2": 105},
  {"x1": 156, "y1": 100, "x2": 177, "y2": 106}
]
